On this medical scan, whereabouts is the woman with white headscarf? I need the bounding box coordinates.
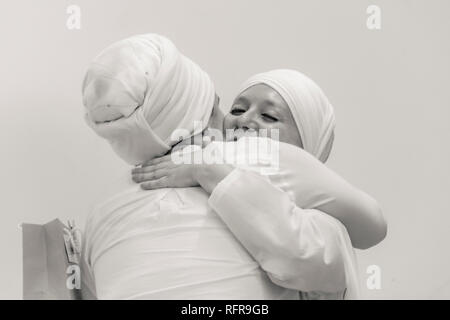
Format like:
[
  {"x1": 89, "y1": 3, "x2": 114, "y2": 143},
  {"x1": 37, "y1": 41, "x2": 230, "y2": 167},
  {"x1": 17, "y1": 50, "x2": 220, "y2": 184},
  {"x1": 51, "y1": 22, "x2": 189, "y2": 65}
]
[
  {"x1": 235, "y1": 69, "x2": 335, "y2": 162},
  {"x1": 133, "y1": 69, "x2": 387, "y2": 299}
]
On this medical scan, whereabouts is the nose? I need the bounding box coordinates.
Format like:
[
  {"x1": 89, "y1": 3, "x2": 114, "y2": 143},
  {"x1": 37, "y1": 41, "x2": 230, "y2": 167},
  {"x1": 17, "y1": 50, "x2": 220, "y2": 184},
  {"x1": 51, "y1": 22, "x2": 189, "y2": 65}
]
[{"x1": 235, "y1": 108, "x2": 259, "y2": 130}]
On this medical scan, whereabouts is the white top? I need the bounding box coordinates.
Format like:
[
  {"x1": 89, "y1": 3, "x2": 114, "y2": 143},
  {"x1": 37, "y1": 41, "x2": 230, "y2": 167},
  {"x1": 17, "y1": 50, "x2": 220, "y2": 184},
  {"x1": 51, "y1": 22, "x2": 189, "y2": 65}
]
[
  {"x1": 84, "y1": 138, "x2": 358, "y2": 299},
  {"x1": 84, "y1": 180, "x2": 298, "y2": 299}
]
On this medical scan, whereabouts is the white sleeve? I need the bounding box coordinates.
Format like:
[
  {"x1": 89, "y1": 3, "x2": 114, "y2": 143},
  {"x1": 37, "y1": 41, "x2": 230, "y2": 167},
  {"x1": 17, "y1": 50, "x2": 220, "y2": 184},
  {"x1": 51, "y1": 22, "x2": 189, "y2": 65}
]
[
  {"x1": 212, "y1": 138, "x2": 384, "y2": 250},
  {"x1": 208, "y1": 167, "x2": 352, "y2": 293}
]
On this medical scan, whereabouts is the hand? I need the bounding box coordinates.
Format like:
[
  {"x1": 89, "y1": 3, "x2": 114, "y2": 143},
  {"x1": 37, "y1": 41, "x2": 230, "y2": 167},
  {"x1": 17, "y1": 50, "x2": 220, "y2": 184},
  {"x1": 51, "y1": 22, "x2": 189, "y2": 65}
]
[{"x1": 131, "y1": 154, "x2": 200, "y2": 190}]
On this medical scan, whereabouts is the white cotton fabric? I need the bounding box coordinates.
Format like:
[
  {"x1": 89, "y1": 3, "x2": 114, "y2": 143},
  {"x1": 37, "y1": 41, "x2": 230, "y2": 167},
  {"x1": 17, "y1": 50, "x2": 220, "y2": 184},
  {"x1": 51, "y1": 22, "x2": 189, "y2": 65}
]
[
  {"x1": 84, "y1": 170, "x2": 299, "y2": 300},
  {"x1": 204, "y1": 137, "x2": 360, "y2": 299},
  {"x1": 82, "y1": 34, "x2": 215, "y2": 165},
  {"x1": 238, "y1": 69, "x2": 335, "y2": 163},
  {"x1": 83, "y1": 138, "x2": 359, "y2": 299}
]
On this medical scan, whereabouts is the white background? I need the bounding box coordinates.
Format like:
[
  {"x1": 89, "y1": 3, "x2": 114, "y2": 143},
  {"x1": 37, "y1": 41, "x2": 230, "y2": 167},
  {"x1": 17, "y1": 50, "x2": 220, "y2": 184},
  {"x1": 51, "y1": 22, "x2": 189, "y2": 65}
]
[{"x1": 1, "y1": 0, "x2": 449, "y2": 299}]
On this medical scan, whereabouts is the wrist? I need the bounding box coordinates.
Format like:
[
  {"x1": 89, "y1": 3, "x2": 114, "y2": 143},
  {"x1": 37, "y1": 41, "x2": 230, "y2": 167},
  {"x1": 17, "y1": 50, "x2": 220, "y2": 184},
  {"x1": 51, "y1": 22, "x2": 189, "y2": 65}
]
[{"x1": 194, "y1": 164, "x2": 234, "y2": 194}]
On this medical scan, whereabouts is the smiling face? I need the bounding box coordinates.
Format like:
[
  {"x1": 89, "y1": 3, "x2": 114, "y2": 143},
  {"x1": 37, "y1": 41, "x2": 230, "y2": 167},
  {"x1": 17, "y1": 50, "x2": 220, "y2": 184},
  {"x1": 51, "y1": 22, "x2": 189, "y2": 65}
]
[{"x1": 223, "y1": 84, "x2": 303, "y2": 147}]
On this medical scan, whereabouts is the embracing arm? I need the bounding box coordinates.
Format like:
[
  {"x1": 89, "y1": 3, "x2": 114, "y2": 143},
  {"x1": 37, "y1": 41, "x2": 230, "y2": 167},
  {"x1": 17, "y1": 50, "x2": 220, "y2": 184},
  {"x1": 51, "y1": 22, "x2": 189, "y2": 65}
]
[
  {"x1": 133, "y1": 139, "x2": 386, "y2": 249},
  {"x1": 131, "y1": 149, "x2": 359, "y2": 293},
  {"x1": 195, "y1": 166, "x2": 353, "y2": 293},
  {"x1": 272, "y1": 142, "x2": 387, "y2": 250},
  {"x1": 192, "y1": 142, "x2": 386, "y2": 249},
  {"x1": 317, "y1": 182, "x2": 386, "y2": 249}
]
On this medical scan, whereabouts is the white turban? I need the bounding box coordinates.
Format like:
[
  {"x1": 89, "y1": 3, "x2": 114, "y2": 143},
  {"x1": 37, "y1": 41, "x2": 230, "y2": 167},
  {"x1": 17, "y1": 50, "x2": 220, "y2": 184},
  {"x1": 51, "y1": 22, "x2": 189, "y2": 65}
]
[
  {"x1": 82, "y1": 34, "x2": 215, "y2": 165},
  {"x1": 238, "y1": 69, "x2": 335, "y2": 163}
]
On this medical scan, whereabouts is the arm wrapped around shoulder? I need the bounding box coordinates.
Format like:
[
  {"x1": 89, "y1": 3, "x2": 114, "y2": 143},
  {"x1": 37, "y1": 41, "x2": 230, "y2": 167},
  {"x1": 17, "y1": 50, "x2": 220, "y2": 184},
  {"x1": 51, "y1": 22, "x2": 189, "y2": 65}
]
[
  {"x1": 270, "y1": 141, "x2": 387, "y2": 249},
  {"x1": 208, "y1": 168, "x2": 356, "y2": 294}
]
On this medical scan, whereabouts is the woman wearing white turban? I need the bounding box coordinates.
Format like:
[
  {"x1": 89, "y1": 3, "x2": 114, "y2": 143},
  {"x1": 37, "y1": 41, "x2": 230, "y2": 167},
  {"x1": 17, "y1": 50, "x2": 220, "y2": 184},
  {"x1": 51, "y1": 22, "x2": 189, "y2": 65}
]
[{"x1": 83, "y1": 33, "x2": 216, "y2": 165}]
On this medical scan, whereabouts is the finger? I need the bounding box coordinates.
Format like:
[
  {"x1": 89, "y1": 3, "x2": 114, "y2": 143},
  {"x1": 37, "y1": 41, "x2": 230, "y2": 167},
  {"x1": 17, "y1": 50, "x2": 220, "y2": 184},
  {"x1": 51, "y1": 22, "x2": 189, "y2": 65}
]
[
  {"x1": 132, "y1": 161, "x2": 174, "y2": 177},
  {"x1": 140, "y1": 177, "x2": 169, "y2": 190},
  {"x1": 142, "y1": 154, "x2": 172, "y2": 167},
  {"x1": 134, "y1": 156, "x2": 174, "y2": 174},
  {"x1": 132, "y1": 164, "x2": 152, "y2": 175},
  {"x1": 132, "y1": 160, "x2": 173, "y2": 174},
  {"x1": 132, "y1": 165, "x2": 154, "y2": 175},
  {"x1": 132, "y1": 168, "x2": 168, "y2": 183}
]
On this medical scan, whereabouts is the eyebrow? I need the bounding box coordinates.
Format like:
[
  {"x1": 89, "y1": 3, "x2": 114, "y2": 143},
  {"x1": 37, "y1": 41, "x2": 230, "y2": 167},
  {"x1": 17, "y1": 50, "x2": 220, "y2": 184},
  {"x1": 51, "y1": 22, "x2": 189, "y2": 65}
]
[
  {"x1": 262, "y1": 99, "x2": 287, "y2": 114},
  {"x1": 262, "y1": 99, "x2": 275, "y2": 107},
  {"x1": 233, "y1": 96, "x2": 250, "y2": 105}
]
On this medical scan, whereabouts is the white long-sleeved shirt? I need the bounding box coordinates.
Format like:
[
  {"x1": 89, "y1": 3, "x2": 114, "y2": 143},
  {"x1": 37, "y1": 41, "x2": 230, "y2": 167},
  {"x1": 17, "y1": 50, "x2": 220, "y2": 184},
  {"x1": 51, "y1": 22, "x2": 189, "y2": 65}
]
[
  {"x1": 204, "y1": 138, "x2": 361, "y2": 298},
  {"x1": 209, "y1": 167, "x2": 359, "y2": 299},
  {"x1": 83, "y1": 138, "x2": 359, "y2": 299},
  {"x1": 84, "y1": 179, "x2": 300, "y2": 299}
]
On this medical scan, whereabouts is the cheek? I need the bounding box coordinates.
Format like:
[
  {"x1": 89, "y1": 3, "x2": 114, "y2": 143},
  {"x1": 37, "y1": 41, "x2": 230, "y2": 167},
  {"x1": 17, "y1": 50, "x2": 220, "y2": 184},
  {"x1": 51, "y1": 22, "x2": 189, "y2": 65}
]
[
  {"x1": 268, "y1": 123, "x2": 294, "y2": 143},
  {"x1": 279, "y1": 124, "x2": 303, "y2": 147},
  {"x1": 264, "y1": 121, "x2": 285, "y2": 132}
]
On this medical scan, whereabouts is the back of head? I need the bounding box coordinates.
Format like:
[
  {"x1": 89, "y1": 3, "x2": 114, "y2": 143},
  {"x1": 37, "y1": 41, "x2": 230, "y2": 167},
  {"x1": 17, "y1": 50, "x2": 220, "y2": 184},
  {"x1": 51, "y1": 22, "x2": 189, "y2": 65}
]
[
  {"x1": 82, "y1": 34, "x2": 215, "y2": 165},
  {"x1": 239, "y1": 69, "x2": 335, "y2": 162}
]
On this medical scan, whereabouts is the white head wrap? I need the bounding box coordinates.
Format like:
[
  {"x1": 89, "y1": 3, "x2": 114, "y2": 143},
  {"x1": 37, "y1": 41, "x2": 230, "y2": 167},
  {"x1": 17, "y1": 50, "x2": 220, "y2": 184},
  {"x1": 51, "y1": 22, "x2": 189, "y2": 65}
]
[
  {"x1": 82, "y1": 34, "x2": 215, "y2": 165},
  {"x1": 238, "y1": 69, "x2": 335, "y2": 162}
]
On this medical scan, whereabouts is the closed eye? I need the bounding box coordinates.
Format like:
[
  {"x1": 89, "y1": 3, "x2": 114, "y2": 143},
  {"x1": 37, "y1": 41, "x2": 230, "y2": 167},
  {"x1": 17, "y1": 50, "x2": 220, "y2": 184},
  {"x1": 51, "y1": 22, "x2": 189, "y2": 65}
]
[
  {"x1": 230, "y1": 107, "x2": 246, "y2": 116},
  {"x1": 262, "y1": 114, "x2": 278, "y2": 122}
]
